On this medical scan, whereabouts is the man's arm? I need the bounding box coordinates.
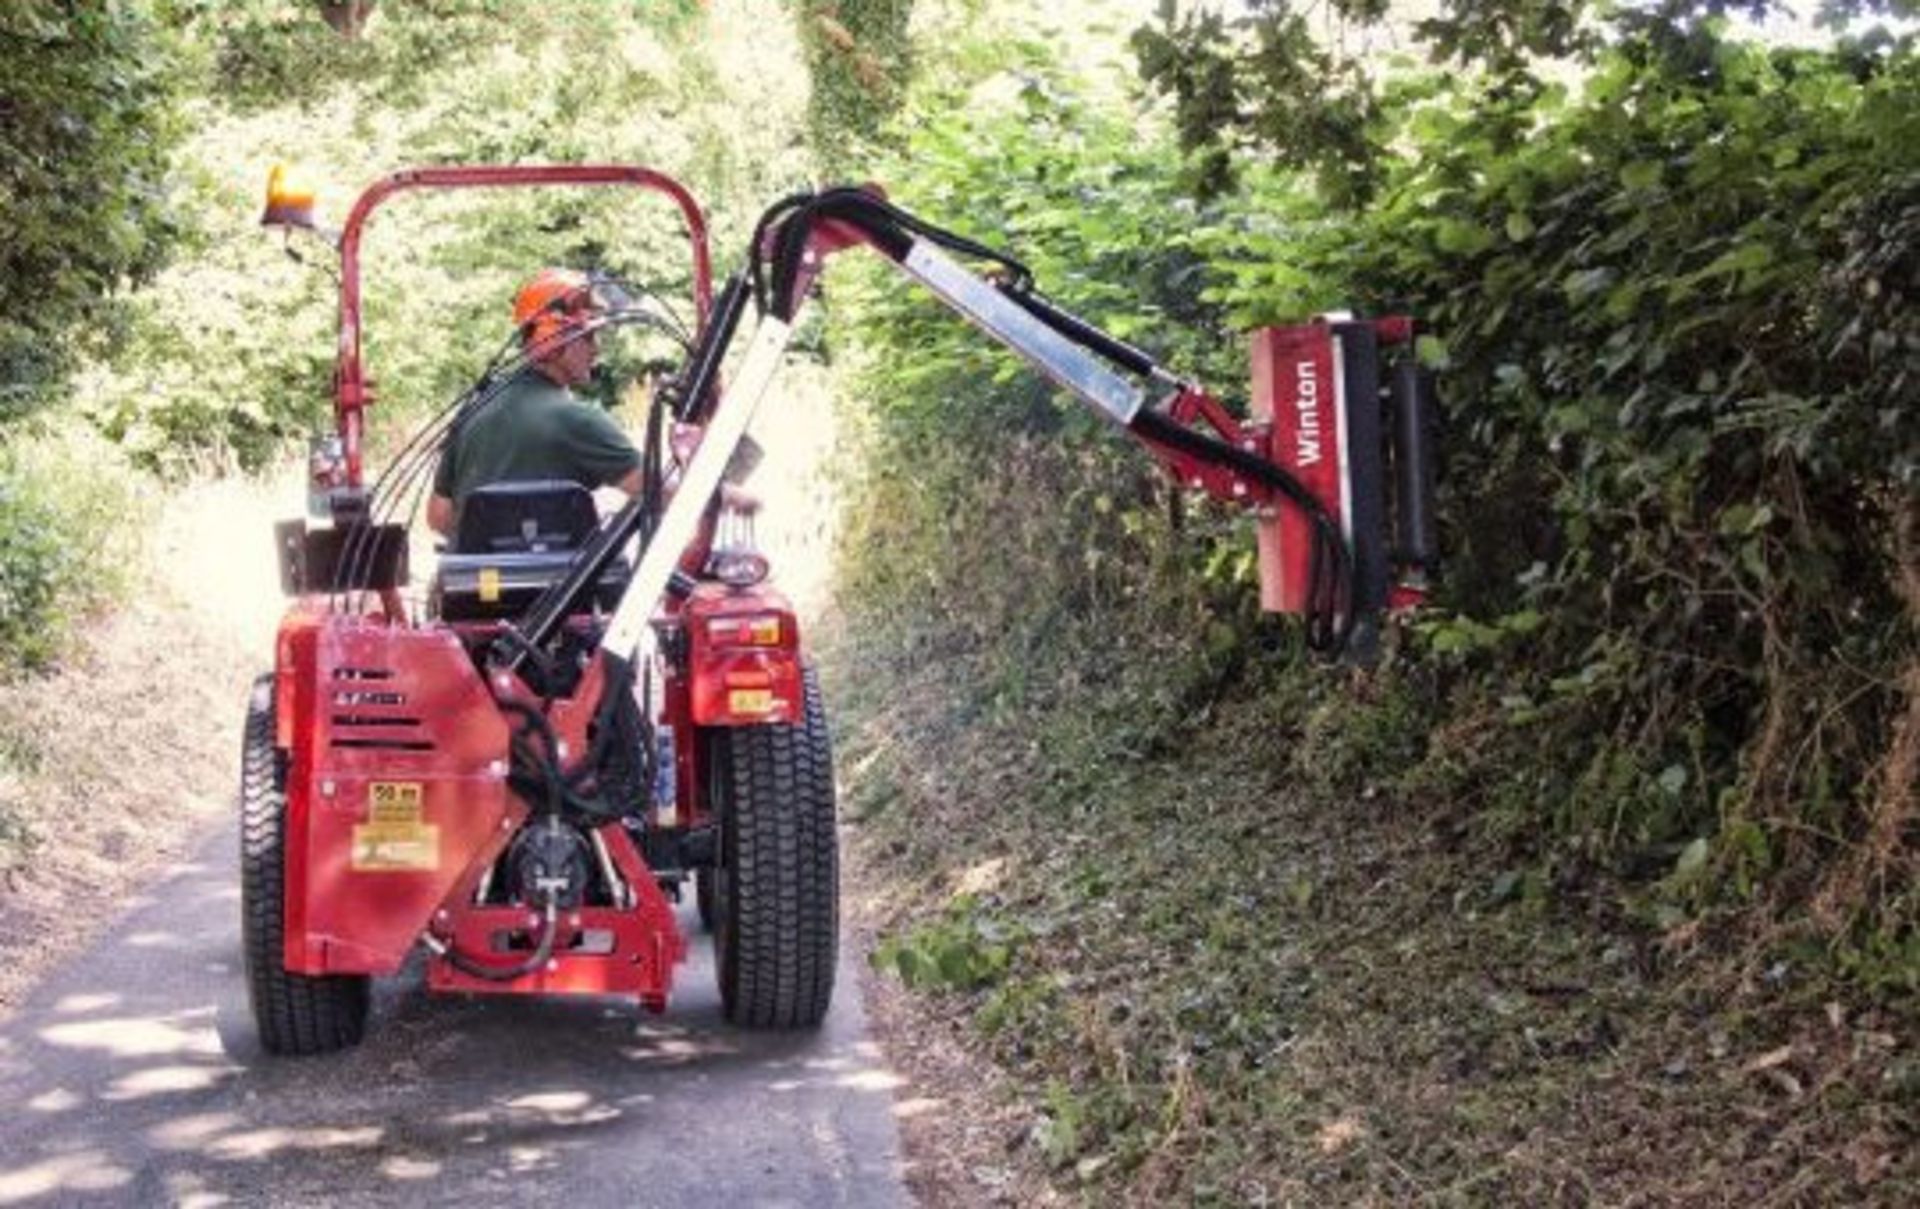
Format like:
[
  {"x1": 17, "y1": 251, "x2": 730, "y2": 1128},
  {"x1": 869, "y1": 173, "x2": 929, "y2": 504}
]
[{"x1": 429, "y1": 442, "x2": 458, "y2": 536}]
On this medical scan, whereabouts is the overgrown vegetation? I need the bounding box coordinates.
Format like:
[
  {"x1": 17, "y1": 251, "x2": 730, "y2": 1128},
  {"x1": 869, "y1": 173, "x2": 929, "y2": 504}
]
[
  {"x1": 831, "y1": 1, "x2": 1919, "y2": 1198},
  {"x1": 797, "y1": 0, "x2": 916, "y2": 175},
  {"x1": 0, "y1": 433, "x2": 139, "y2": 675},
  {"x1": 0, "y1": 3, "x2": 184, "y2": 424}
]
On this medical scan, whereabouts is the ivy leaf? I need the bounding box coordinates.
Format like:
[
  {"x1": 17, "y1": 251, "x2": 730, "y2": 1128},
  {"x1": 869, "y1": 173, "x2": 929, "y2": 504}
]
[
  {"x1": 1563, "y1": 266, "x2": 1616, "y2": 301},
  {"x1": 1619, "y1": 160, "x2": 1662, "y2": 191},
  {"x1": 1698, "y1": 242, "x2": 1775, "y2": 280},
  {"x1": 1433, "y1": 218, "x2": 1493, "y2": 255}
]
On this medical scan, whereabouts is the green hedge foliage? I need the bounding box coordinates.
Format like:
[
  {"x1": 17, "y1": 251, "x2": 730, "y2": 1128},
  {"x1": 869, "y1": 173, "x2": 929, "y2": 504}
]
[
  {"x1": 0, "y1": 4, "x2": 184, "y2": 422},
  {"x1": 835, "y1": 29, "x2": 1919, "y2": 970}
]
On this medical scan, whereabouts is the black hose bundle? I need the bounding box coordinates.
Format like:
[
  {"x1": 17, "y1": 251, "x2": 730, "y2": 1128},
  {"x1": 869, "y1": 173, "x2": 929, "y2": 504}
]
[
  {"x1": 749, "y1": 186, "x2": 1032, "y2": 320},
  {"x1": 330, "y1": 294, "x2": 689, "y2": 610},
  {"x1": 496, "y1": 651, "x2": 651, "y2": 827},
  {"x1": 430, "y1": 897, "x2": 559, "y2": 983}
]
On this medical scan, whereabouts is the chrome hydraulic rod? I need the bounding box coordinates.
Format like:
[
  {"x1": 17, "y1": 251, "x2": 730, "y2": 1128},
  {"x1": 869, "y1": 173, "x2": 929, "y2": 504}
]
[
  {"x1": 600, "y1": 316, "x2": 794, "y2": 662},
  {"x1": 893, "y1": 239, "x2": 1147, "y2": 426}
]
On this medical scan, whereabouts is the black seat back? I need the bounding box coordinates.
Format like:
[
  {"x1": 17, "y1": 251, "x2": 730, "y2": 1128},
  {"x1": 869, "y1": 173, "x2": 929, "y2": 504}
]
[
  {"x1": 434, "y1": 480, "x2": 630, "y2": 623},
  {"x1": 454, "y1": 480, "x2": 598, "y2": 554}
]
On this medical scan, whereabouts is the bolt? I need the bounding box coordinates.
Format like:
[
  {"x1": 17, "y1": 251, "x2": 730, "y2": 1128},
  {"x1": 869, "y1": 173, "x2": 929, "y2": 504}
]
[
  {"x1": 547, "y1": 958, "x2": 559, "y2": 972},
  {"x1": 320, "y1": 779, "x2": 336, "y2": 797},
  {"x1": 1232, "y1": 482, "x2": 1248, "y2": 497},
  {"x1": 527, "y1": 912, "x2": 540, "y2": 928},
  {"x1": 569, "y1": 913, "x2": 582, "y2": 927}
]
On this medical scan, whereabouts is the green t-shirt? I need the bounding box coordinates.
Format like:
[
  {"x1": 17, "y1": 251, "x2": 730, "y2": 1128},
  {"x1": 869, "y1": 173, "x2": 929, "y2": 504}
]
[{"x1": 433, "y1": 370, "x2": 640, "y2": 519}]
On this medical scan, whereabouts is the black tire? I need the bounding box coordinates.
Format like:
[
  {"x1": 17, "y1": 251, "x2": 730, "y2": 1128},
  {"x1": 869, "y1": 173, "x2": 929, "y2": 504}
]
[
  {"x1": 240, "y1": 673, "x2": 370, "y2": 1055},
  {"x1": 707, "y1": 665, "x2": 838, "y2": 1028}
]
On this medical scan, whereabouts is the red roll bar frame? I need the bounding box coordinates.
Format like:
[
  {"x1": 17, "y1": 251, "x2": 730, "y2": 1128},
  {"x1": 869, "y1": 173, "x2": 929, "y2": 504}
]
[{"x1": 332, "y1": 165, "x2": 714, "y2": 486}]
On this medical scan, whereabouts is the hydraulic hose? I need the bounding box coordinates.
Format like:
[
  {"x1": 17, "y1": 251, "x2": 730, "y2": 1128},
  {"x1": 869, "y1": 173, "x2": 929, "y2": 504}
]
[
  {"x1": 1130, "y1": 407, "x2": 1353, "y2": 652},
  {"x1": 425, "y1": 895, "x2": 560, "y2": 983}
]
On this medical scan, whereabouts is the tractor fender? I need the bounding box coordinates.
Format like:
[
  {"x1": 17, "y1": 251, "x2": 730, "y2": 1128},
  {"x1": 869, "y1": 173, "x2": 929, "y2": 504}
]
[{"x1": 681, "y1": 583, "x2": 804, "y2": 727}]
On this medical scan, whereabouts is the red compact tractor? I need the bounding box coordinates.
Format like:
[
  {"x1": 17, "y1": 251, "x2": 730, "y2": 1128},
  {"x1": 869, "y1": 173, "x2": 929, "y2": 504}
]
[{"x1": 245, "y1": 165, "x2": 1438, "y2": 1055}]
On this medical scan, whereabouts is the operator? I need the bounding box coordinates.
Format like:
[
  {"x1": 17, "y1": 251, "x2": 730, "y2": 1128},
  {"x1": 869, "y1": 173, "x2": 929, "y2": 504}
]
[{"x1": 427, "y1": 268, "x2": 642, "y2": 539}]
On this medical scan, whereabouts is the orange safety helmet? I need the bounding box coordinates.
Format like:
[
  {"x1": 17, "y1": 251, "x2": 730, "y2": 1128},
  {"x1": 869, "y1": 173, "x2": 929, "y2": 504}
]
[{"x1": 512, "y1": 268, "x2": 594, "y2": 347}]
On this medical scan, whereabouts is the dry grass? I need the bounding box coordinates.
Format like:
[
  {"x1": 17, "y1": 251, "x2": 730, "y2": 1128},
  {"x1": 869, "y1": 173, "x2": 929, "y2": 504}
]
[
  {"x1": 0, "y1": 473, "x2": 290, "y2": 1017},
  {"x1": 832, "y1": 623, "x2": 1920, "y2": 1205}
]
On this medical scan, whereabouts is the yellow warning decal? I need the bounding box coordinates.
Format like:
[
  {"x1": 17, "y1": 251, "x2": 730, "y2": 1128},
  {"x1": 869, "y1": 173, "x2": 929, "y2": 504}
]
[
  {"x1": 354, "y1": 782, "x2": 437, "y2": 871},
  {"x1": 728, "y1": 689, "x2": 775, "y2": 715},
  {"x1": 478, "y1": 567, "x2": 501, "y2": 603},
  {"x1": 351, "y1": 824, "x2": 440, "y2": 870}
]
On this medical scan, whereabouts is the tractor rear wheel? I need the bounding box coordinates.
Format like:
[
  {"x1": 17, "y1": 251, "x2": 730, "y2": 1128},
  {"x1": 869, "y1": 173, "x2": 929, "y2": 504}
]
[
  {"x1": 706, "y1": 665, "x2": 838, "y2": 1028},
  {"x1": 240, "y1": 673, "x2": 370, "y2": 1055}
]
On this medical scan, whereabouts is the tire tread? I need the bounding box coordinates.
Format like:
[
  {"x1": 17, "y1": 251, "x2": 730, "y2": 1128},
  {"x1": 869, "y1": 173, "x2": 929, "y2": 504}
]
[
  {"x1": 241, "y1": 673, "x2": 370, "y2": 1055},
  {"x1": 713, "y1": 666, "x2": 838, "y2": 1028}
]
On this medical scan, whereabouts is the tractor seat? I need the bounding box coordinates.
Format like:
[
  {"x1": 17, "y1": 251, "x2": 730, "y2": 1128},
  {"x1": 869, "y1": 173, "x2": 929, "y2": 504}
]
[{"x1": 432, "y1": 480, "x2": 631, "y2": 621}]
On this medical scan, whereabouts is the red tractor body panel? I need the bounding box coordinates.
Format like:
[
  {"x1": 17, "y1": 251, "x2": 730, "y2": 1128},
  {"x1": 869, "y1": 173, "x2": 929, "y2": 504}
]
[
  {"x1": 1253, "y1": 324, "x2": 1347, "y2": 615},
  {"x1": 274, "y1": 608, "x2": 692, "y2": 1004},
  {"x1": 276, "y1": 610, "x2": 517, "y2": 975}
]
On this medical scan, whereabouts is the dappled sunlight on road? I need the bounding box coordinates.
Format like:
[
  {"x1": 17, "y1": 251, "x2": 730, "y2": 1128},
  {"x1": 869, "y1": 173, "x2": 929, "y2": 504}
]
[
  {"x1": 0, "y1": 1151, "x2": 133, "y2": 1206},
  {"x1": 0, "y1": 825, "x2": 909, "y2": 1206},
  {"x1": 39, "y1": 1010, "x2": 224, "y2": 1061}
]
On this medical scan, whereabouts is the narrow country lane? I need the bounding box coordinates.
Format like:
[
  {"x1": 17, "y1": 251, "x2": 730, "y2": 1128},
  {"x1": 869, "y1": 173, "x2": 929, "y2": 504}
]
[
  {"x1": 0, "y1": 284, "x2": 885, "y2": 1207},
  {"x1": 0, "y1": 814, "x2": 908, "y2": 1207}
]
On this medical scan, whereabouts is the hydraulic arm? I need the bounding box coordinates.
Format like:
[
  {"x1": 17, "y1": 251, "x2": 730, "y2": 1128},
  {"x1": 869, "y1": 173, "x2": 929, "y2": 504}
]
[{"x1": 571, "y1": 187, "x2": 1438, "y2": 670}]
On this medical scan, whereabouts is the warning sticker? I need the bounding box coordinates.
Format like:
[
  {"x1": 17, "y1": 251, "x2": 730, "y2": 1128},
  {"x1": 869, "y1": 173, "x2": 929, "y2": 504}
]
[
  {"x1": 368, "y1": 781, "x2": 423, "y2": 823},
  {"x1": 353, "y1": 782, "x2": 437, "y2": 871},
  {"x1": 351, "y1": 824, "x2": 440, "y2": 870}
]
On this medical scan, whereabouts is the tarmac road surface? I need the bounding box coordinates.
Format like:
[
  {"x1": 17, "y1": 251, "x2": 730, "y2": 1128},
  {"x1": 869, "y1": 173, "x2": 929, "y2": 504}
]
[{"x1": 0, "y1": 820, "x2": 910, "y2": 1207}]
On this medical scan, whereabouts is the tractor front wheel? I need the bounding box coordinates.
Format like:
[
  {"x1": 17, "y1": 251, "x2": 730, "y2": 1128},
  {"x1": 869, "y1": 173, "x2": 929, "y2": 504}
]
[
  {"x1": 705, "y1": 665, "x2": 838, "y2": 1028},
  {"x1": 240, "y1": 673, "x2": 370, "y2": 1055}
]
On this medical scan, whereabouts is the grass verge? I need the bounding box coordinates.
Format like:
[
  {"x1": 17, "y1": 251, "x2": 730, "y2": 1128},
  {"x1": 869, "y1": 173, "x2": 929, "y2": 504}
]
[
  {"x1": 0, "y1": 463, "x2": 285, "y2": 1015},
  {"x1": 830, "y1": 619, "x2": 1919, "y2": 1204}
]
